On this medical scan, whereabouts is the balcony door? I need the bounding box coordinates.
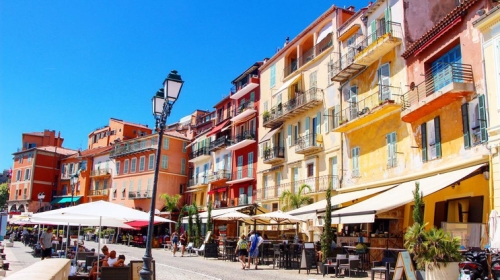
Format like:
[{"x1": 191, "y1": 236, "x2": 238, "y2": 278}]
[
  {"x1": 379, "y1": 64, "x2": 391, "y2": 101},
  {"x1": 237, "y1": 156, "x2": 243, "y2": 179},
  {"x1": 349, "y1": 86, "x2": 358, "y2": 120},
  {"x1": 203, "y1": 163, "x2": 209, "y2": 184},
  {"x1": 431, "y1": 45, "x2": 462, "y2": 92}
]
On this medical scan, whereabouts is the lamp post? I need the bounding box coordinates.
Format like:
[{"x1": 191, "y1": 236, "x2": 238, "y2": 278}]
[
  {"x1": 70, "y1": 173, "x2": 78, "y2": 206},
  {"x1": 140, "y1": 70, "x2": 184, "y2": 280},
  {"x1": 37, "y1": 192, "x2": 45, "y2": 212}
]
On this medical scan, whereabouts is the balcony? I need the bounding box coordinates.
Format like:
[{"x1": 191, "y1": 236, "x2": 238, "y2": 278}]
[
  {"x1": 329, "y1": 49, "x2": 366, "y2": 83},
  {"x1": 262, "y1": 146, "x2": 285, "y2": 164},
  {"x1": 333, "y1": 85, "x2": 403, "y2": 133},
  {"x1": 110, "y1": 138, "x2": 157, "y2": 158},
  {"x1": 353, "y1": 21, "x2": 403, "y2": 67},
  {"x1": 207, "y1": 170, "x2": 231, "y2": 184},
  {"x1": 90, "y1": 168, "x2": 111, "y2": 177},
  {"x1": 258, "y1": 175, "x2": 337, "y2": 201},
  {"x1": 209, "y1": 136, "x2": 231, "y2": 151},
  {"x1": 226, "y1": 167, "x2": 255, "y2": 185},
  {"x1": 283, "y1": 37, "x2": 333, "y2": 78},
  {"x1": 231, "y1": 100, "x2": 256, "y2": 123},
  {"x1": 231, "y1": 75, "x2": 259, "y2": 100},
  {"x1": 263, "y1": 87, "x2": 323, "y2": 128},
  {"x1": 128, "y1": 190, "x2": 152, "y2": 199},
  {"x1": 189, "y1": 176, "x2": 208, "y2": 188},
  {"x1": 88, "y1": 189, "x2": 109, "y2": 196},
  {"x1": 295, "y1": 133, "x2": 323, "y2": 154},
  {"x1": 188, "y1": 147, "x2": 211, "y2": 163},
  {"x1": 401, "y1": 63, "x2": 475, "y2": 123},
  {"x1": 226, "y1": 131, "x2": 256, "y2": 151},
  {"x1": 213, "y1": 200, "x2": 228, "y2": 209}
]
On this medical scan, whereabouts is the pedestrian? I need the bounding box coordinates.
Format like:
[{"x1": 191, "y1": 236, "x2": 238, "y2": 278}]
[
  {"x1": 39, "y1": 227, "x2": 55, "y2": 260},
  {"x1": 235, "y1": 234, "x2": 248, "y2": 269},
  {"x1": 180, "y1": 231, "x2": 187, "y2": 257},
  {"x1": 171, "y1": 231, "x2": 179, "y2": 257},
  {"x1": 247, "y1": 230, "x2": 263, "y2": 270}
]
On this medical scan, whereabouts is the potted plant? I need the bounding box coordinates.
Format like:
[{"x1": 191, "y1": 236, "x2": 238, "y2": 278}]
[
  {"x1": 404, "y1": 183, "x2": 462, "y2": 280},
  {"x1": 263, "y1": 110, "x2": 270, "y2": 122}
]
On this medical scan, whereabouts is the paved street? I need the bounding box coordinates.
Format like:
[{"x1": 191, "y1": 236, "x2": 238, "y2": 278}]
[{"x1": 1, "y1": 241, "x2": 374, "y2": 279}]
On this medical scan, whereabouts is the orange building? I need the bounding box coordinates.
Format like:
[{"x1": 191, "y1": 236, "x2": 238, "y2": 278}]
[
  {"x1": 87, "y1": 118, "x2": 152, "y2": 150},
  {"x1": 8, "y1": 130, "x2": 76, "y2": 214},
  {"x1": 110, "y1": 131, "x2": 190, "y2": 213}
]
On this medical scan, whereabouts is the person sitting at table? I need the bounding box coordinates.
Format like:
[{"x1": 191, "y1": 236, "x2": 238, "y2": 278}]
[
  {"x1": 90, "y1": 260, "x2": 100, "y2": 280},
  {"x1": 114, "y1": 254, "x2": 126, "y2": 267},
  {"x1": 100, "y1": 245, "x2": 110, "y2": 261},
  {"x1": 103, "y1": 250, "x2": 118, "y2": 267}
]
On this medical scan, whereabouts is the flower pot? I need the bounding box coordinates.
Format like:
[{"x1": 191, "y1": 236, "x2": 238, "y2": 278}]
[
  {"x1": 2, "y1": 263, "x2": 9, "y2": 270},
  {"x1": 424, "y1": 262, "x2": 459, "y2": 280}
]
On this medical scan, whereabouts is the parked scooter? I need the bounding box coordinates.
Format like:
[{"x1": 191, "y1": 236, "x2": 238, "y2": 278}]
[
  {"x1": 459, "y1": 250, "x2": 488, "y2": 280},
  {"x1": 491, "y1": 252, "x2": 500, "y2": 280}
]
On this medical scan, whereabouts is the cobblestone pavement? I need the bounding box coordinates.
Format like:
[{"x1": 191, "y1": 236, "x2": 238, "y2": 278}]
[{"x1": 2, "y1": 241, "x2": 374, "y2": 280}]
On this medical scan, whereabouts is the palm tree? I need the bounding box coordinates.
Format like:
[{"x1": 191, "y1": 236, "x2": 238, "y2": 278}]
[
  {"x1": 279, "y1": 183, "x2": 313, "y2": 211},
  {"x1": 160, "y1": 193, "x2": 181, "y2": 234}
]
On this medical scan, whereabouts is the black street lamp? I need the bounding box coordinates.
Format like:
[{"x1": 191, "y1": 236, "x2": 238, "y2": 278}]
[
  {"x1": 37, "y1": 192, "x2": 45, "y2": 212},
  {"x1": 140, "y1": 70, "x2": 184, "y2": 280},
  {"x1": 70, "y1": 173, "x2": 79, "y2": 206}
]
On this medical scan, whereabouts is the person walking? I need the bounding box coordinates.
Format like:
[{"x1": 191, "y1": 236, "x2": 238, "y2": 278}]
[
  {"x1": 171, "y1": 231, "x2": 179, "y2": 257},
  {"x1": 247, "y1": 230, "x2": 263, "y2": 270},
  {"x1": 180, "y1": 231, "x2": 187, "y2": 257},
  {"x1": 39, "y1": 227, "x2": 55, "y2": 260},
  {"x1": 235, "y1": 234, "x2": 248, "y2": 269}
]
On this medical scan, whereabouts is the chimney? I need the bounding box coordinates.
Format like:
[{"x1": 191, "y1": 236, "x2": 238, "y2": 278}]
[
  {"x1": 368, "y1": 1, "x2": 373, "y2": 7},
  {"x1": 284, "y1": 36, "x2": 290, "y2": 47},
  {"x1": 347, "y1": 5, "x2": 355, "y2": 11}
]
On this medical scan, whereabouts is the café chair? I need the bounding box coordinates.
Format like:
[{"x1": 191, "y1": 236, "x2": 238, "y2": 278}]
[
  {"x1": 371, "y1": 257, "x2": 395, "y2": 280},
  {"x1": 272, "y1": 244, "x2": 282, "y2": 269},
  {"x1": 338, "y1": 256, "x2": 361, "y2": 278}
]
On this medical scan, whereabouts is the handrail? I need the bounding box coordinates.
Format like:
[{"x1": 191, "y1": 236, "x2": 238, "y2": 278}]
[
  {"x1": 402, "y1": 63, "x2": 474, "y2": 111},
  {"x1": 263, "y1": 87, "x2": 323, "y2": 125},
  {"x1": 263, "y1": 146, "x2": 285, "y2": 161},
  {"x1": 257, "y1": 175, "x2": 337, "y2": 199},
  {"x1": 209, "y1": 136, "x2": 231, "y2": 150},
  {"x1": 229, "y1": 167, "x2": 254, "y2": 181},
  {"x1": 189, "y1": 147, "x2": 210, "y2": 160},
  {"x1": 334, "y1": 85, "x2": 403, "y2": 126},
  {"x1": 110, "y1": 138, "x2": 158, "y2": 158},
  {"x1": 284, "y1": 37, "x2": 333, "y2": 77},
  {"x1": 355, "y1": 21, "x2": 403, "y2": 55},
  {"x1": 207, "y1": 170, "x2": 232, "y2": 182},
  {"x1": 295, "y1": 133, "x2": 321, "y2": 152},
  {"x1": 231, "y1": 130, "x2": 256, "y2": 144}
]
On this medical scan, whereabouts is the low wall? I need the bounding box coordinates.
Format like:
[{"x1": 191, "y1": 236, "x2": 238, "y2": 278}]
[{"x1": 4, "y1": 258, "x2": 70, "y2": 280}]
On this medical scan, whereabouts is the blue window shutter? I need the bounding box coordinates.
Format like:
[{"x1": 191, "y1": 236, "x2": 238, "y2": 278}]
[
  {"x1": 461, "y1": 103, "x2": 470, "y2": 149},
  {"x1": 421, "y1": 123, "x2": 427, "y2": 162},
  {"x1": 434, "y1": 116, "x2": 441, "y2": 158},
  {"x1": 478, "y1": 95, "x2": 488, "y2": 143}
]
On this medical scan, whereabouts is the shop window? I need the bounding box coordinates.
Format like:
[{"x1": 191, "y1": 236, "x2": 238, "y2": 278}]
[{"x1": 433, "y1": 196, "x2": 483, "y2": 228}]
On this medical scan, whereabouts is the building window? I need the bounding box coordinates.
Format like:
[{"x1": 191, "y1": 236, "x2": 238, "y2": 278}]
[
  {"x1": 352, "y1": 147, "x2": 360, "y2": 177},
  {"x1": 248, "y1": 152, "x2": 253, "y2": 176},
  {"x1": 331, "y1": 156, "x2": 338, "y2": 190},
  {"x1": 24, "y1": 169, "x2": 31, "y2": 181},
  {"x1": 69, "y1": 163, "x2": 74, "y2": 175},
  {"x1": 165, "y1": 138, "x2": 171, "y2": 149},
  {"x1": 237, "y1": 156, "x2": 243, "y2": 179},
  {"x1": 19, "y1": 156, "x2": 23, "y2": 164},
  {"x1": 307, "y1": 164, "x2": 314, "y2": 178},
  {"x1": 124, "y1": 160, "x2": 129, "y2": 174},
  {"x1": 129, "y1": 180, "x2": 134, "y2": 194},
  {"x1": 294, "y1": 123, "x2": 300, "y2": 145},
  {"x1": 270, "y1": 64, "x2": 276, "y2": 88},
  {"x1": 16, "y1": 170, "x2": 21, "y2": 181},
  {"x1": 139, "y1": 156, "x2": 145, "y2": 171},
  {"x1": 179, "y1": 184, "x2": 184, "y2": 194},
  {"x1": 181, "y1": 158, "x2": 186, "y2": 175},
  {"x1": 28, "y1": 153, "x2": 32, "y2": 163},
  {"x1": 462, "y1": 95, "x2": 488, "y2": 148},
  {"x1": 263, "y1": 175, "x2": 268, "y2": 199},
  {"x1": 131, "y1": 158, "x2": 137, "y2": 173},
  {"x1": 103, "y1": 179, "x2": 108, "y2": 189},
  {"x1": 137, "y1": 179, "x2": 142, "y2": 194},
  {"x1": 148, "y1": 154, "x2": 154, "y2": 170},
  {"x1": 182, "y1": 142, "x2": 187, "y2": 153},
  {"x1": 421, "y1": 117, "x2": 441, "y2": 162},
  {"x1": 116, "y1": 162, "x2": 120, "y2": 175},
  {"x1": 162, "y1": 155, "x2": 168, "y2": 169},
  {"x1": 386, "y1": 132, "x2": 397, "y2": 168}
]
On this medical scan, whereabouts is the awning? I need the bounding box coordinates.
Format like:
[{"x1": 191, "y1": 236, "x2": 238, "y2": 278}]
[
  {"x1": 273, "y1": 74, "x2": 302, "y2": 96},
  {"x1": 330, "y1": 164, "x2": 485, "y2": 224},
  {"x1": 50, "y1": 196, "x2": 82, "y2": 205},
  {"x1": 316, "y1": 21, "x2": 333, "y2": 44},
  {"x1": 258, "y1": 125, "x2": 283, "y2": 144},
  {"x1": 288, "y1": 185, "x2": 396, "y2": 220},
  {"x1": 206, "y1": 120, "x2": 230, "y2": 137}
]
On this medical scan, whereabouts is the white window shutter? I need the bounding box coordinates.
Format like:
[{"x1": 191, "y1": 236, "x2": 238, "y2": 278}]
[
  {"x1": 324, "y1": 109, "x2": 329, "y2": 133},
  {"x1": 287, "y1": 125, "x2": 292, "y2": 147},
  {"x1": 316, "y1": 112, "x2": 321, "y2": 134}
]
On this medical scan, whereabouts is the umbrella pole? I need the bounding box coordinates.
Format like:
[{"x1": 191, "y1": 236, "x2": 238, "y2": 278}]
[
  {"x1": 74, "y1": 224, "x2": 81, "y2": 266},
  {"x1": 66, "y1": 223, "x2": 70, "y2": 259},
  {"x1": 97, "y1": 216, "x2": 102, "y2": 275}
]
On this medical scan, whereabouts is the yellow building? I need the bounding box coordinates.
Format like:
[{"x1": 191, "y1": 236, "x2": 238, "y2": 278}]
[
  {"x1": 257, "y1": 6, "x2": 355, "y2": 241},
  {"x1": 474, "y1": 5, "x2": 500, "y2": 212}
]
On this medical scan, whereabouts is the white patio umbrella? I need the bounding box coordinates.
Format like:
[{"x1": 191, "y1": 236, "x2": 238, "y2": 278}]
[
  {"x1": 251, "y1": 210, "x2": 304, "y2": 239},
  {"x1": 213, "y1": 211, "x2": 251, "y2": 221}
]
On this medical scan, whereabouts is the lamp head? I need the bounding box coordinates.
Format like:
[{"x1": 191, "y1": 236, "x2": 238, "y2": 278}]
[
  {"x1": 163, "y1": 70, "x2": 184, "y2": 103},
  {"x1": 152, "y1": 88, "x2": 165, "y2": 116},
  {"x1": 38, "y1": 192, "x2": 45, "y2": 200}
]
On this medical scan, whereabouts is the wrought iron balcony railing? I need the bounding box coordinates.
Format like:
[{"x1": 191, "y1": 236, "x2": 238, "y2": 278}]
[
  {"x1": 189, "y1": 147, "x2": 210, "y2": 160},
  {"x1": 128, "y1": 190, "x2": 152, "y2": 199},
  {"x1": 207, "y1": 170, "x2": 232, "y2": 183},
  {"x1": 283, "y1": 37, "x2": 333, "y2": 77},
  {"x1": 257, "y1": 175, "x2": 337, "y2": 200},
  {"x1": 89, "y1": 189, "x2": 109, "y2": 196},
  {"x1": 110, "y1": 138, "x2": 158, "y2": 158},
  {"x1": 230, "y1": 131, "x2": 256, "y2": 145},
  {"x1": 355, "y1": 21, "x2": 403, "y2": 55},
  {"x1": 209, "y1": 136, "x2": 231, "y2": 151},
  {"x1": 295, "y1": 133, "x2": 322, "y2": 153},
  {"x1": 90, "y1": 168, "x2": 111, "y2": 177},
  {"x1": 263, "y1": 146, "x2": 285, "y2": 161}
]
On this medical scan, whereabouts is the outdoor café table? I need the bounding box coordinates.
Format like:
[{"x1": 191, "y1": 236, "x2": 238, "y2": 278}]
[{"x1": 322, "y1": 259, "x2": 337, "y2": 277}]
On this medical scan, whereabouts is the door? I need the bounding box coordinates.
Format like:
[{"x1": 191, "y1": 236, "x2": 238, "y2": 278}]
[
  {"x1": 432, "y1": 45, "x2": 462, "y2": 92},
  {"x1": 379, "y1": 64, "x2": 391, "y2": 101},
  {"x1": 237, "y1": 156, "x2": 243, "y2": 179},
  {"x1": 349, "y1": 86, "x2": 358, "y2": 120},
  {"x1": 195, "y1": 167, "x2": 200, "y2": 185},
  {"x1": 203, "y1": 163, "x2": 209, "y2": 184},
  {"x1": 312, "y1": 117, "x2": 317, "y2": 145}
]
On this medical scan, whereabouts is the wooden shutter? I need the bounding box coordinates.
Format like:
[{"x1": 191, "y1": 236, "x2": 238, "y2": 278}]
[
  {"x1": 468, "y1": 196, "x2": 484, "y2": 223},
  {"x1": 384, "y1": 8, "x2": 391, "y2": 33},
  {"x1": 434, "y1": 201, "x2": 447, "y2": 228},
  {"x1": 434, "y1": 116, "x2": 441, "y2": 158},
  {"x1": 421, "y1": 123, "x2": 427, "y2": 162},
  {"x1": 287, "y1": 125, "x2": 292, "y2": 147},
  {"x1": 461, "y1": 103, "x2": 471, "y2": 148},
  {"x1": 370, "y1": 20, "x2": 376, "y2": 43},
  {"x1": 478, "y1": 95, "x2": 488, "y2": 143},
  {"x1": 316, "y1": 111, "x2": 321, "y2": 134}
]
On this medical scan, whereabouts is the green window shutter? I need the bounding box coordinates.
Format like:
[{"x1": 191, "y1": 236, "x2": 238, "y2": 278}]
[
  {"x1": 434, "y1": 116, "x2": 442, "y2": 158},
  {"x1": 181, "y1": 158, "x2": 186, "y2": 175},
  {"x1": 421, "y1": 123, "x2": 427, "y2": 162},
  {"x1": 163, "y1": 138, "x2": 170, "y2": 150},
  {"x1": 370, "y1": 20, "x2": 376, "y2": 42},
  {"x1": 478, "y1": 95, "x2": 488, "y2": 142},
  {"x1": 287, "y1": 125, "x2": 292, "y2": 147},
  {"x1": 316, "y1": 111, "x2": 321, "y2": 134},
  {"x1": 461, "y1": 103, "x2": 471, "y2": 149},
  {"x1": 324, "y1": 109, "x2": 329, "y2": 133},
  {"x1": 384, "y1": 7, "x2": 391, "y2": 33},
  {"x1": 270, "y1": 64, "x2": 276, "y2": 88},
  {"x1": 250, "y1": 92, "x2": 255, "y2": 102}
]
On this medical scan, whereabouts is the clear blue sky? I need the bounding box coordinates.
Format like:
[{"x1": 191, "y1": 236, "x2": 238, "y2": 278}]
[{"x1": 0, "y1": 0, "x2": 366, "y2": 169}]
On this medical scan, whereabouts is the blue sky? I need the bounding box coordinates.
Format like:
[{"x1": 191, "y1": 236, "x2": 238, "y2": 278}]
[{"x1": 0, "y1": 0, "x2": 366, "y2": 169}]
